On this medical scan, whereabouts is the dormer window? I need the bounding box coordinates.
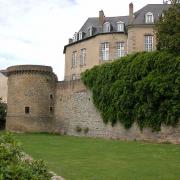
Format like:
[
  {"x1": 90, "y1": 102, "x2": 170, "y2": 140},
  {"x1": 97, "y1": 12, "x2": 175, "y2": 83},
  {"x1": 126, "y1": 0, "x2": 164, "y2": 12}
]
[
  {"x1": 145, "y1": 12, "x2": 154, "y2": 23},
  {"x1": 117, "y1": 21, "x2": 124, "y2": 32},
  {"x1": 103, "y1": 22, "x2": 111, "y2": 33},
  {"x1": 88, "y1": 27, "x2": 92, "y2": 36},
  {"x1": 79, "y1": 32, "x2": 83, "y2": 40},
  {"x1": 73, "y1": 32, "x2": 78, "y2": 42}
]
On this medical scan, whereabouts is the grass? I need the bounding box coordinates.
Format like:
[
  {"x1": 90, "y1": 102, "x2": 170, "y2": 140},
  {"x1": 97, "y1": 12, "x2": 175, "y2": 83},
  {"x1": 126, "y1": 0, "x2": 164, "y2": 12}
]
[{"x1": 13, "y1": 133, "x2": 180, "y2": 180}]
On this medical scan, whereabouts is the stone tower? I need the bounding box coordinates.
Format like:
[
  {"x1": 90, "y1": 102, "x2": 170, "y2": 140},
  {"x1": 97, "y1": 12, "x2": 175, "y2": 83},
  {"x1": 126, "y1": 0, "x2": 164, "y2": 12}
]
[{"x1": 5, "y1": 65, "x2": 57, "y2": 132}]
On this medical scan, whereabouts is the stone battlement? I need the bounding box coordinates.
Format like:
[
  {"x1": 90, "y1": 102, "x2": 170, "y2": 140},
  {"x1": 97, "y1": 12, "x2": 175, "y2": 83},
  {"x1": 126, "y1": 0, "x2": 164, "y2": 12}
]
[{"x1": 6, "y1": 65, "x2": 54, "y2": 76}]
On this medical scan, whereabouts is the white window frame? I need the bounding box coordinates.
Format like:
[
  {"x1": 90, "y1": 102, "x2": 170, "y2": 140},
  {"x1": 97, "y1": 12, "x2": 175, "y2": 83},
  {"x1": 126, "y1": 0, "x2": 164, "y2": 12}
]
[
  {"x1": 145, "y1": 12, "x2": 154, "y2": 24},
  {"x1": 103, "y1": 22, "x2": 111, "y2": 33},
  {"x1": 88, "y1": 27, "x2": 92, "y2": 36},
  {"x1": 80, "y1": 48, "x2": 86, "y2": 66},
  {"x1": 73, "y1": 32, "x2": 78, "y2": 42},
  {"x1": 117, "y1": 42, "x2": 125, "y2": 58},
  {"x1": 72, "y1": 74, "x2": 76, "y2": 80},
  {"x1": 117, "y1": 21, "x2": 124, "y2": 32},
  {"x1": 79, "y1": 32, "x2": 83, "y2": 40},
  {"x1": 144, "y1": 35, "x2": 153, "y2": 52},
  {"x1": 72, "y1": 51, "x2": 77, "y2": 68},
  {"x1": 101, "y1": 42, "x2": 109, "y2": 61}
]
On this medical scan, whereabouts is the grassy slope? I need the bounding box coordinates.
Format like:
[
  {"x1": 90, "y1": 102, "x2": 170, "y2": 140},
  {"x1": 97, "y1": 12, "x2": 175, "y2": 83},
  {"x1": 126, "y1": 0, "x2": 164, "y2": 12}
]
[{"x1": 14, "y1": 133, "x2": 180, "y2": 180}]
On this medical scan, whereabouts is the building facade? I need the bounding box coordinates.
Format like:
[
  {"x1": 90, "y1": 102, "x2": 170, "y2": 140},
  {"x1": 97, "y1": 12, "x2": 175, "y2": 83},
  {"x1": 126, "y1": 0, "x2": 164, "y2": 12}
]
[
  {"x1": 1, "y1": 3, "x2": 179, "y2": 144},
  {"x1": 2, "y1": 64, "x2": 179, "y2": 144},
  {"x1": 0, "y1": 73, "x2": 8, "y2": 102},
  {"x1": 63, "y1": 3, "x2": 170, "y2": 81}
]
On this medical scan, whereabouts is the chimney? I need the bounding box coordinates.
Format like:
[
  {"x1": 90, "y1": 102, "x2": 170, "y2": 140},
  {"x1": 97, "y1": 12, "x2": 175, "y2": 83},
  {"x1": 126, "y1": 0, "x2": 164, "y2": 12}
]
[
  {"x1": 68, "y1": 38, "x2": 73, "y2": 44},
  {"x1": 99, "y1": 10, "x2": 105, "y2": 26},
  {"x1": 129, "y1": 2, "x2": 134, "y2": 24}
]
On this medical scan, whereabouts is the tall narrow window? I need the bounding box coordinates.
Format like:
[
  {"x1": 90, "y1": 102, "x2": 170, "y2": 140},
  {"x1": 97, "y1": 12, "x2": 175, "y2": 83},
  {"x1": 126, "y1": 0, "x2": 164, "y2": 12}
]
[
  {"x1": 145, "y1": 12, "x2": 154, "y2": 23},
  {"x1": 73, "y1": 32, "x2": 78, "y2": 42},
  {"x1": 49, "y1": 106, "x2": 53, "y2": 113},
  {"x1": 101, "y1": 42, "x2": 109, "y2": 60},
  {"x1": 117, "y1": 42, "x2": 125, "y2": 58},
  {"x1": 25, "y1": 106, "x2": 30, "y2": 114},
  {"x1": 79, "y1": 32, "x2": 83, "y2": 40},
  {"x1": 80, "y1": 48, "x2": 86, "y2": 66},
  {"x1": 88, "y1": 27, "x2": 92, "y2": 36},
  {"x1": 49, "y1": 94, "x2": 53, "y2": 100},
  {"x1": 117, "y1": 22, "x2": 124, "y2": 32},
  {"x1": 144, "y1": 35, "x2": 153, "y2": 52},
  {"x1": 72, "y1": 74, "x2": 76, "y2": 80},
  {"x1": 72, "y1": 51, "x2": 77, "y2": 68},
  {"x1": 103, "y1": 22, "x2": 111, "y2": 33}
]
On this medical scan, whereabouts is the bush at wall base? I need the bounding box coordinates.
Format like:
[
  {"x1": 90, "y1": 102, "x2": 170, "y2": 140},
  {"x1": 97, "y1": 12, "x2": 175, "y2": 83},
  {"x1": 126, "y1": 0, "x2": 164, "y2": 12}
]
[
  {"x1": 0, "y1": 133, "x2": 52, "y2": 180},
  {"x1": 0, "y1": 98, "x2": 6, "y2": 130}
]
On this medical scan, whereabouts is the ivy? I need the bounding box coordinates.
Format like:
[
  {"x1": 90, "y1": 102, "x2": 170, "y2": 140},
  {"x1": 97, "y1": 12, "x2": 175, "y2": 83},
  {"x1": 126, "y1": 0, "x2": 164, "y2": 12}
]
[{"x1": 81, "y1": 51, "x2": 180, "y2": 131}]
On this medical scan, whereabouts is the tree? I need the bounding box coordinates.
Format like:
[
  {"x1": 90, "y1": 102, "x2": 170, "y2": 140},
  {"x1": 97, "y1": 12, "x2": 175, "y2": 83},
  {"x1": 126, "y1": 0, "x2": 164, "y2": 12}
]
[
  {"x1": 169, "y1": 0, "x2": 180, "y2": 4},
  {"x1": 156, "y1": 2, "x2": 180, "y2": 53},
  {"x1": 0, "y1": 97, "x2": 6, "y2": 130}
]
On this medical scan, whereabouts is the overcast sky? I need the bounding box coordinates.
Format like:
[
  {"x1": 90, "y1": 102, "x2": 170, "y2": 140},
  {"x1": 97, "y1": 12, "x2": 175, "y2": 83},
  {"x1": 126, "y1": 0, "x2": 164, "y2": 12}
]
[{"x1": 0, "y1": 0, "x2": 166, "y2": 80}]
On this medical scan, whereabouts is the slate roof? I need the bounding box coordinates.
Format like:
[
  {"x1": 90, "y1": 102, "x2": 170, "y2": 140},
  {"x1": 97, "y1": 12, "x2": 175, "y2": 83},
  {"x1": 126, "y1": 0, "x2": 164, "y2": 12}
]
[
  {"x1": 78, "y1": 16, "x2": 129, "y2": 39},
  {"x1": 63, "y1": 4, "x2": 170, "y2": 53},
  {"x1": 132, "y1": 4, "x2": 170, "y2": 25}
]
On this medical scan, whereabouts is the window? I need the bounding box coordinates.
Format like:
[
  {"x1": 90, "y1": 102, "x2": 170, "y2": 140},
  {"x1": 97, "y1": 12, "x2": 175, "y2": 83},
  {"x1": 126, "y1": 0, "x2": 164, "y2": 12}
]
[
  {"x1": 80, "y1": 48, "x2": 86, "y2": 66},
  {"x1": 117, "y1": 22, "x2": 124, "y2": 32},
  {"x1": 88, "y1": 27, "x2": 92, "y2": 36},
  {"x1": 50, "y1": 94, "x2": 53, "y2": 100},
  {"x1": 72, "y1": 51, "x2": 77, "y2": 68},
  {"x1": 73, "y1": 32, "x2": 78, "y2": 42},
  {"x1": 72, "y1": 74, "x2": 76, "y2": 80},
  {"x1": 79, "y1": 32, "x2": 83, "y2": 40},
  {"x1": 103, "y1": 22, "x2": 111, "y2": 33},
  {"x1": 25, "y1": 106, "x2": 30, "y2": 114},
  {"x1": 49, "y1": 106, "x2": 53, "y2": 113},
  {"x1": 117, "y1": 42, "x2": 125, "y2": 58},
  {"x1": 144, "y1": 35, "x2": 153, "y2": 52},
  {"x1": 145, "y1": 12, "x2": 154, "y2": 23},
  {"x1": 101, "y1": 42, "x2": 109, "y2": 60}
]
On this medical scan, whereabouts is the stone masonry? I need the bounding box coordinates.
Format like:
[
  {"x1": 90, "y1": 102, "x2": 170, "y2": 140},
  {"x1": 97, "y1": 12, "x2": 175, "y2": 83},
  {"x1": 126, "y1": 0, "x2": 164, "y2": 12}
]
[{"x1": 2, "y1": 65, "x2": 180, "y2": 144}]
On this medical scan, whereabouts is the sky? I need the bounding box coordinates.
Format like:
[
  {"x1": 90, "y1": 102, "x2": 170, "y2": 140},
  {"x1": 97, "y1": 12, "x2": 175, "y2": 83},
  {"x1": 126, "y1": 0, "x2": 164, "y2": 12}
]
[{"x1": 0, "y1": 0, "x2": 166, "y2": 80}]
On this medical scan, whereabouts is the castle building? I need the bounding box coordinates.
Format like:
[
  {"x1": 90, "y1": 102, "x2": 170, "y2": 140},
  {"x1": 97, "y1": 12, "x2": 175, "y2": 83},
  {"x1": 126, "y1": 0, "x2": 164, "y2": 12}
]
[
  {"x1": 63, "y1": 3, "x2": 170, "y2": 81},
  {"x1": 1, "y1": 3, "x2": 179, "y2": 144}
]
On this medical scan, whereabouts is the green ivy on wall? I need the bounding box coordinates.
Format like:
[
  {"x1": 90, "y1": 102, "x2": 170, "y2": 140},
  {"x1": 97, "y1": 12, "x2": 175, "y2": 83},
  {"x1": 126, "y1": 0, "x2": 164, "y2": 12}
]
[{"x1": 81, "y1": 51, "x2": 180, "y2": 131}]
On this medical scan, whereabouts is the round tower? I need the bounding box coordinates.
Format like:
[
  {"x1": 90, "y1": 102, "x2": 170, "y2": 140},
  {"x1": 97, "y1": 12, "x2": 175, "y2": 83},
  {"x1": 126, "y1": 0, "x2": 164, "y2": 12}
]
[{"x1": 6, "y1": 65, "x2": 57, "y2": 132}]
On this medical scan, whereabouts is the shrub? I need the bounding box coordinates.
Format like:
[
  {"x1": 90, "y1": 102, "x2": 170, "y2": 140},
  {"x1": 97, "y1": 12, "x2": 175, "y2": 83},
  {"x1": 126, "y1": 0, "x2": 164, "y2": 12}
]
[
  {"x1": 76, "y1": 126, "x2": 82, "y2": 133},
  {"x1": 84, "y1": 127, "x2": 89, "y2": 134},
  {"x1": 0, "y1": 98, "x2": 6, "y2": 130},
  {"x1": 81, "y1": 51, "x2": 180, "y2": 131},
  {"x1": 0, "y1": 133, "x2": 52, "y2": 180}
]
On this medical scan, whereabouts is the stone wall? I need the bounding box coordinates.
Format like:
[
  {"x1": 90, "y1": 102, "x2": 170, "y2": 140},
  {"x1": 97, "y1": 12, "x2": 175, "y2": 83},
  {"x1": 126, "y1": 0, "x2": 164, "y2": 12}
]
[
  {"x1": 54, "y1": 80, "x2": 180, "y2": 144},
  {"x1": 64, "y1": 33, "x2": 127, "y2": 81},
  {"x1": 0, "y1": 73, "x2": 7, "y2": 102},
  {"x1": 6, "y1": 65, "x2": 56, "y2": 132},
  {"x1": 3, "y1": 64, "x2": 180, "y2": 143}
]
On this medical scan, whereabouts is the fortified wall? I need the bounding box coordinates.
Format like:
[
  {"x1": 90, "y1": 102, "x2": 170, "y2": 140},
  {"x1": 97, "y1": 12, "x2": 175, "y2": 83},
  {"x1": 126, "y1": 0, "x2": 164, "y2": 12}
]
[
  {"x1": 0, "y1": 73, "x2": 8, "y2": 102},
  {"x1": 2, "y1": 65, "x2": 180, "y2": 144},
  {"x1": 5, "y1": 65, "x2": 57, "y2": 132}
]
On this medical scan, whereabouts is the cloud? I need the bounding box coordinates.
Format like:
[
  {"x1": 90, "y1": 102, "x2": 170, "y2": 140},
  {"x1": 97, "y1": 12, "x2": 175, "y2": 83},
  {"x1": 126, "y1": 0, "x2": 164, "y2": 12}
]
[
  {"x1": 0, "y1": 0, "x2": 76, "y2": 80},
  {"x1": 0, "y1": 0, "x2": 163, "y2": 80}
]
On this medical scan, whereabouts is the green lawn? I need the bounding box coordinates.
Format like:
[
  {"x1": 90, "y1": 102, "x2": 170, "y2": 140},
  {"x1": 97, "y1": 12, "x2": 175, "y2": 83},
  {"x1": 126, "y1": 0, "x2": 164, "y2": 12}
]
[{"x1": 14, "y1": 133, "x2": 180, "y2": 180}]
